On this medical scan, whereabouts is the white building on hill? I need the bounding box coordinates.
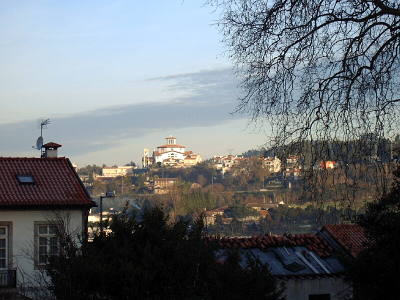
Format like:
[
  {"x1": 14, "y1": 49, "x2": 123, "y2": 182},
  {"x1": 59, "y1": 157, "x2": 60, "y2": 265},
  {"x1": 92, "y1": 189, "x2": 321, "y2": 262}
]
[
  {"x1": 143, "y1": 136, "x2": 202, "y2": 167},
  {"x1": 261, "y1": 156, "x2": 282, "y2": 173},
  {"x1": 212, "y1": 155, "x2": 244, "y2": 175}
]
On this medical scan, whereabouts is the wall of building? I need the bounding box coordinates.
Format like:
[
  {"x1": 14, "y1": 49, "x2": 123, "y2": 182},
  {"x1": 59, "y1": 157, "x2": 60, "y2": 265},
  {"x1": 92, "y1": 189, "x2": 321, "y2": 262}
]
[
  {"x1": 102, "y1": 166, "x2": 135, "y2": 177},
  {"x1": 284, "y1": 277, "x2": 352, "y2": 300},
  {"x1": 154, "y1": 151, "x2": 186, "y2": 164},
  {"x1": 0, "y1": 209, "x2": 86, "y2": 290},
  {"x1": 153, "y1": 179, "x2": 177, "y2": 188}
]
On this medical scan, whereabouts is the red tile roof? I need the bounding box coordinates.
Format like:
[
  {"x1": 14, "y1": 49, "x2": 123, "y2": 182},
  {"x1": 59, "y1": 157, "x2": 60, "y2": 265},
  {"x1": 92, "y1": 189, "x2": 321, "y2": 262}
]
[
  {"x1": 259, "y1": 210, "x2": 270, "y2": 218},
  {"x1": 214, "y1": 232, "x2": 335, "y2": 258},
  {"x1": 0, "y1": 157, "x2": 95, "y2": 208},
  {"x1": 157, "y1": 144, "x2": 185, "y2": 148},
  {"x1": 321, "y1": 224, "x2": 368, "y2": 257}
]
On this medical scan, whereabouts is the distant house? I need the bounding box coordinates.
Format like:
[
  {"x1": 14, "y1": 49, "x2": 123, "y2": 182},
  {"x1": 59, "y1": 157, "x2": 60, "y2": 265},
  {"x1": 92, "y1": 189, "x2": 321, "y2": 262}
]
[
  {"x1": 185, "y1": 206, "x2": 228, "y2": 226},
  {"x1": 245, "y1": 203, "x2": 279, "y2": 211},
  {"x1": 216, "y1": 231, "x2": 352, "y2": 300},
  {"x1": 212, "y1": 155, "x2": 243, "y2": 175},
  {"x1": 0, "y1": 143, "x2": 96, "y2": 298},
  {"x1": 203, "y1": 206, "x2": 228, "y2": 225},
  {"x1": 213, "y1": 155, "x2": 294, "y2": 176},
  {"x1": 184, "y1": 154, "x2": 201, "y2": 166},
  {"x1": 243, "y1": 203, "x2": 272, "y2": 219},
  {"x1": 100, "y1": 166, "x2": 136, "y2": 178},
  {"x1": 153, "y1": 178, "x2": 178, "y2": 189},
  {"x1": 286, "y1": 155, "x2": 301, "y2": 170},
  {"x1": 317, "y1": 161, "x2": 337, "y2": 170},
  {"x1": 261, "y1": 156, "x2": 282, "y2": 173},
  {"x1": 152, "y1": 178, "x2": 178, "y2": 194}
]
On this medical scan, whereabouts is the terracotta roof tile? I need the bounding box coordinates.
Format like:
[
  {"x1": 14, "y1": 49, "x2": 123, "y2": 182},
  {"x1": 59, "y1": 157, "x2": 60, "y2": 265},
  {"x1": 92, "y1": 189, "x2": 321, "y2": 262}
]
[
  {"x1": 321, "y1": 224, "x2": 368, "y2": 257},
  {"x1": 0, "y1": 157, "x2": 95, "y2": 208},
  {"x1": 215, "y1": 232, "x2": 336, "y2": 256},
  {"x1": 157, "y1": 144, "x2": 185, "y2": 148}
]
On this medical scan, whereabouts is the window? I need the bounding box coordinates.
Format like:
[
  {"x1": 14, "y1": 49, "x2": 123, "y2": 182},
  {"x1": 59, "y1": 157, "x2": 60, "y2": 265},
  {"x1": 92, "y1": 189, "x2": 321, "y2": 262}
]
[
  {"x1": 0, "y1": 223, "x2": 12, "y2": 270},
  {"x1": 16, "y1": 174, "x2": 35, "y2": 184},
  {"x1": 0, "y1": 227, "x2": 8, "y2": 269},
  {"x1": 35, "y1": 223, "x2": 59, "y2": 266}
]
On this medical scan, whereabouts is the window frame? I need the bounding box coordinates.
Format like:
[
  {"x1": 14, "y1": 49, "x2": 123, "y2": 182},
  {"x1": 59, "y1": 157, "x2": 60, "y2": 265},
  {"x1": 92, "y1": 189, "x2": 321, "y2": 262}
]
[
  {"x1": 16, "y1": 174, "x2": 35, "y2": 184},
  {"x1": 34, "y1": 222, "x2": 60, "y2": 268},
  {"x1": 0, "y1": 222, "x2": 13, "y2": 270}
]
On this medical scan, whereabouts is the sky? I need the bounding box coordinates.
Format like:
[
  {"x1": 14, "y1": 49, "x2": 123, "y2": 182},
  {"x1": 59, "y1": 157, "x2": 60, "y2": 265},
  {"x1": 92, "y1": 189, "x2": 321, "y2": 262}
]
[{"x1": 0, "y1": 1, "x2": 271, "y2": 167}]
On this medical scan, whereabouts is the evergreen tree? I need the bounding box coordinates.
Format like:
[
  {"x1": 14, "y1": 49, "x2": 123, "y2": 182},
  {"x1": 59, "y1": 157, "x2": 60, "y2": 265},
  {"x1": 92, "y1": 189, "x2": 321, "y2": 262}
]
[
  {"x1": 345, "y1": 168, "x2": 400, "y2": 299},
  {"x1": 47, "y1": 206, "x2": 285, "y2": 300}
]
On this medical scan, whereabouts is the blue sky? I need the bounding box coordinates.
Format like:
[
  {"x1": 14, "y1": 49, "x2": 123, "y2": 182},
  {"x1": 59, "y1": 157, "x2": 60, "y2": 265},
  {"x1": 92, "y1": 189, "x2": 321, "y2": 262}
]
[{"x1": 0, "y1": 1, "x2": 270, "y2": 167}]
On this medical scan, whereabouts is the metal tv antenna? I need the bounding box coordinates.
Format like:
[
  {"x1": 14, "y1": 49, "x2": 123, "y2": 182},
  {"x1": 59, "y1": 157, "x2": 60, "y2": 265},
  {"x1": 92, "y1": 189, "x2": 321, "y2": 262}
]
[{"x1": 32, "y1": 119, "x2": 50, "y2": 151}]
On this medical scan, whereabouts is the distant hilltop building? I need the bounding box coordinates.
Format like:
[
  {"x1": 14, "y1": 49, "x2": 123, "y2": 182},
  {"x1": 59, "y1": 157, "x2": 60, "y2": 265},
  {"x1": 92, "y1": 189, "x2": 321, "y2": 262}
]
[
  {"x1": 260, "y1": 156, "x2": 282, "y2": 173},
  {"x1": 142, "y1": 135, "x2": 202, "y2": 168}
]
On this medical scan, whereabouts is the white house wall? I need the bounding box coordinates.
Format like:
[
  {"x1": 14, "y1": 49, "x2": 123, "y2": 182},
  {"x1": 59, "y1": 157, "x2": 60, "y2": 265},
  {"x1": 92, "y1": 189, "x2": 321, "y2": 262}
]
[{"x1": 0, "y1": 209, "x2": 85, "y2": 289}]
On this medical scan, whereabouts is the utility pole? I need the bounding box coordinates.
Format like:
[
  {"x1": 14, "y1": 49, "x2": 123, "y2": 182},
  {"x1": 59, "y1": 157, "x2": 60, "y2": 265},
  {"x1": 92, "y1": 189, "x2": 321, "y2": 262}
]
[{"x1": 99, "y1": 191, "x2": 115, "y2": 232}]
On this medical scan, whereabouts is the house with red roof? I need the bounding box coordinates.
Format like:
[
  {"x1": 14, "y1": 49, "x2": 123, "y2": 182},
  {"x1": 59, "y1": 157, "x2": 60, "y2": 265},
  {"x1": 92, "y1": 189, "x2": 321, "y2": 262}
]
[
  {"x1": 260, "y1": 156, "x2": 282, "y2": 173},
  {"x1": 212, "y1": 154, "x2": 244, "y2": 176},
  {"x1": 215, "y1": 230, "x2": 353, "y2": 300},
  {"x1": 214, "y1": 224, "x2": 370, "y2": 299},
  {"x1": 0, "y1": 143, "x2": 96, "y2": 297}
]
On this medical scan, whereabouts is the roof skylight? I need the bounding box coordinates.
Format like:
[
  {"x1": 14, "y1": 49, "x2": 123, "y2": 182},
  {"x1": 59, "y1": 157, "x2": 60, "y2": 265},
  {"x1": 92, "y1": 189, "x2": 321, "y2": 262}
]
[{"x1": 16, "y1": 174, "x2": 35, "y2": 184}]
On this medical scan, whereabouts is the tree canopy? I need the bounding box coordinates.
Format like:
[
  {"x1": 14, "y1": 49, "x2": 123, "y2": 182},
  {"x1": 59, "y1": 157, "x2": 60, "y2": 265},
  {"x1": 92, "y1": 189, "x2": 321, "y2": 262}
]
[
  {"x1": 344, "y1": 167, "x2": 400, "y2": 299},
  {"x1": 46, "y1": 206, "x2": 285, "y2": 300}
]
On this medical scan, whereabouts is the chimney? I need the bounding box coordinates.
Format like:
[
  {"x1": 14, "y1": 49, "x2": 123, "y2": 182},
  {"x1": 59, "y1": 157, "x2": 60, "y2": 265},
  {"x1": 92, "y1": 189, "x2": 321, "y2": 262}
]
[{"x1": 42, "y1": 142, "x2": 62, "y2": 158}]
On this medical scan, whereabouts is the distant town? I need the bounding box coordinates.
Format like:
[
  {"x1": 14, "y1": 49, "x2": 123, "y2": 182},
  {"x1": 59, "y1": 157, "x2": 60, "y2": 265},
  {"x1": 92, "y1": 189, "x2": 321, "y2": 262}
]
[{"x1": 72, "y1": 134, "x2": 399, "y2": 238}]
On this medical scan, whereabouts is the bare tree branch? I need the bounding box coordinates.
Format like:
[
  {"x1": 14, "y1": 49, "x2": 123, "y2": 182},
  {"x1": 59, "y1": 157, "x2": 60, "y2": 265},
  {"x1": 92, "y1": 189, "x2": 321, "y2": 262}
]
[{"x1": 207, "y1": 0, "x2": 400, "y2": 207}]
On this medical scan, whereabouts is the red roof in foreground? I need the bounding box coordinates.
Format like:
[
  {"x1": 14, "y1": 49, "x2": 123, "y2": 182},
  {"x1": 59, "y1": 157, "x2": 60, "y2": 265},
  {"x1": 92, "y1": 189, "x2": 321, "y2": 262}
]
[
  {"x1": 0, "y1": 157, "x2": 95, "y2": 208},
  {"x1": 321, "y1": 224, "x2": 368, "y2": 257},
  {"x1": 213, "y1": 232, "x2": 335, "y2": 259}
]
